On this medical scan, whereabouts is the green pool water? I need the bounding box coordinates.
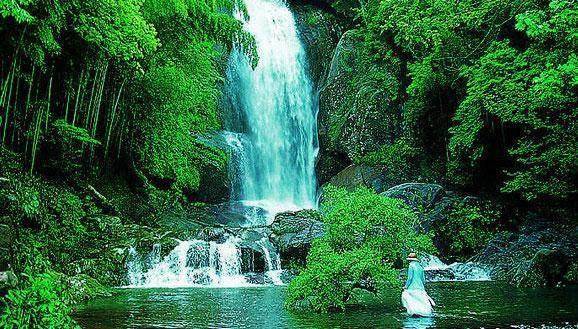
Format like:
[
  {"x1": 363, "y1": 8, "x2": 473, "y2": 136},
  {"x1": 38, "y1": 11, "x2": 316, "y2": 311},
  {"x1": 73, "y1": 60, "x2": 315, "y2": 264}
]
[{"x1": 73, "y1": 281, "x2": 578, "y2": 328}]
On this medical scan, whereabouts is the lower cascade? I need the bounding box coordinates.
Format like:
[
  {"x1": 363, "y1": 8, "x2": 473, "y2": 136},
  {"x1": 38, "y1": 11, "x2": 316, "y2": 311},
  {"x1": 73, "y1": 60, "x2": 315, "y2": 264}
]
[
  {"x1": 126, "y1": 237, "x2": 285, "y2": 288},
  {"x1": 422, "y1": 255, "x2": 491, "y2": 282}
]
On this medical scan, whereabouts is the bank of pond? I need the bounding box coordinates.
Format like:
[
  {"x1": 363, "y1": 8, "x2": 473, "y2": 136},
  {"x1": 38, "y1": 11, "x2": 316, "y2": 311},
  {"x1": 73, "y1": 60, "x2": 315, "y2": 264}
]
[{"x1": 74, "y1": 281, "x2": 578, "y2": 328}]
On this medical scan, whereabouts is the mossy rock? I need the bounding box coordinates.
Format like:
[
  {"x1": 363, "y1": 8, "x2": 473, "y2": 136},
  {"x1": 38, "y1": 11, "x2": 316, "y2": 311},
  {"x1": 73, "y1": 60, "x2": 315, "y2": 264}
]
[{"x1": 317, "y1": 30, "x2": 403, "y2": 177}]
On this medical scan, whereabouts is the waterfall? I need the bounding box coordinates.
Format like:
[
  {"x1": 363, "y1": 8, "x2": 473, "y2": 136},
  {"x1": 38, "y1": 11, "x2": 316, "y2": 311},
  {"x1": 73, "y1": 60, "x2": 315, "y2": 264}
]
[
  {"x1": 126, "y1": 237, "x2": 286, "y2": 288},
  {"x1": 126, "y1": 0, "x2": 315, "y2": 288},
  {"x1": 226, "y1": 0, "x2": 318, "y2": 216}
]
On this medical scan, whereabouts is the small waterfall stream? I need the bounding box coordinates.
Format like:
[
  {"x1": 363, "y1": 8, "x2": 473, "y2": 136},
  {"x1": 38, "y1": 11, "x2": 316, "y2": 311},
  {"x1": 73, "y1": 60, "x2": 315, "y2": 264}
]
[{"x1": 127, "y1": 237, "x2": 284, "y2": 288}]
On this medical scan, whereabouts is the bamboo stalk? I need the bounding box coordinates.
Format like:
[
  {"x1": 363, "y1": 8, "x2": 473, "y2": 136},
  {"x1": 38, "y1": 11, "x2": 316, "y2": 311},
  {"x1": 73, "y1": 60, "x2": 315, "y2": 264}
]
[
  {"x1": 30, "y1": 103, "x2": 43, "y2": 174},
  {"x1": 64, "y1": 88, "x2": 71, "y2": 123},
  {"x1": 2, "y1": 59, "x2": 17, "y2": 145},
  {"x1": 44, "y1": 73, "x2": 53, "y2": 130},
  {"x1": 85, "y1": 66, "x2": 98, "y2": 130},
  {"x1": 72, "y1": 69, "x2": 84, "y2": 126},
  {"x1": 105, "y1": 78, "x2": 125, "y2": 159},
  {"x1": 10, "y1": 65, "x2": 21, "y2": 146},
  {"x1": 23, "y1": 66, "x2": 35, "y2": 161}
]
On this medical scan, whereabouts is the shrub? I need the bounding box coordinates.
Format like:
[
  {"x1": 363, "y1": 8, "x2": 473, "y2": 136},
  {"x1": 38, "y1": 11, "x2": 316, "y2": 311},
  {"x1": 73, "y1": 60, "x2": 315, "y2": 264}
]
[
  {"x1": 0, "y1": 272, "x2": 80, "y2": 329},
  {"x1": 433, "y1": 201, "x2": 500, "y2": 260},
  {"x1": 286, "y1": 186, "x2": 434, "y2": 312}
]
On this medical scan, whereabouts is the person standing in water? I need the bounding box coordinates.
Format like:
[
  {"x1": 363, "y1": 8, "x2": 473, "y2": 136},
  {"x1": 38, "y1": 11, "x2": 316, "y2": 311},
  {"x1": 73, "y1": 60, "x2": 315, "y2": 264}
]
[{"x1": 402, "y1": 252, "x2": 435, "y2": 317}]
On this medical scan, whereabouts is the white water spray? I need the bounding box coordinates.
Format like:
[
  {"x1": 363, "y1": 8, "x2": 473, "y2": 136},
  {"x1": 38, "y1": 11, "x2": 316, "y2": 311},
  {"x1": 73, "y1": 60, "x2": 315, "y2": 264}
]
[
  {"x1": 126, "y1": 237, "x2": 286, "y2": 288},
  {"x1": 421, "y1": 255, "x2": 491, "y2": 282}
]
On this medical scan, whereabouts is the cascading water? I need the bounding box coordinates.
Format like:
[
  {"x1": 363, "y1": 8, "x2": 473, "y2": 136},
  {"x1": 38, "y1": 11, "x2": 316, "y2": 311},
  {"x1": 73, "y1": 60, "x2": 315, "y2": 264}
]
[
  {"x1": 421, "y1": 255, "x2": 491, "y2": 282},
  {"x1": 126, "y1": 0, "x2": 316, "y2": 288},
  {"x1": 127, "y1": 237, "x2": 274, "y2": 288},
  {"x1": 226, "y1": 0, "x2": 318, "y2": 216}
]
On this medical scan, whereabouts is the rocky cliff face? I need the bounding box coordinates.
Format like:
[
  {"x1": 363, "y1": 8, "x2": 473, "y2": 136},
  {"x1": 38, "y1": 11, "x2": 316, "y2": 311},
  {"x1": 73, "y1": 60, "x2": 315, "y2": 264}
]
[
  {"x1": 290, "y1": 3, "x2": 344, "y2": 90},
  {"x1": 317, "y1": 30, "x2": 403, "y2": 184}
]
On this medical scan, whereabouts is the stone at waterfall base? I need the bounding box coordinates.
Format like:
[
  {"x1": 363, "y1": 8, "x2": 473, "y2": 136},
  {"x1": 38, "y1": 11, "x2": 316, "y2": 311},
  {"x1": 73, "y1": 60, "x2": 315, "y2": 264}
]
[{"x1": 269, "y1": 209, "x2": 325, "y2": 267}]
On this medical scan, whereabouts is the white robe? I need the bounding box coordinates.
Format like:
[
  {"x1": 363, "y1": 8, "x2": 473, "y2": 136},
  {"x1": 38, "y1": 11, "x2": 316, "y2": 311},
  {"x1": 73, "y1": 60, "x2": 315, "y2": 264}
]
[{"x1": 402, "y1": 261, "x2": 435, "y2": 317}]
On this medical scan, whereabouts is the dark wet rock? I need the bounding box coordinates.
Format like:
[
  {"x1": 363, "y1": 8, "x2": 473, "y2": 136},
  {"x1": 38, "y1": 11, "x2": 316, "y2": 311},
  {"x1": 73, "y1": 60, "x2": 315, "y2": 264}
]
[
  {"x1": 270, "y1": 210, "x2": 324, "y2": 266},
  {"x1": 194, "y1": 227, "x2": 227, "y2": 242},
  {"x1": 291, "y1": 3, "x2": 343, "y2": 89},
  {"x1": 328, "y1": 164, "x2": 390, "y2": 193},
  {"x1": 381, "y1": 183, "x2": 452, "y2": 236},
  {"x1": 244, "y1": 272, "x2": 266, "y2": 285},
  {"x1": 209, "y1": 201, "x2": 268, "y2": 228},
  {"x1": 240, "y1": 248, "x2": 266, "y2": 273},
  {"x1": 473, "y1": 221, "x2": 578, "y2": 287},
  {"x1": 382, "y1": 183, "x2": 446, "y2": 211},
  {"x1": 195, "y1": 158, "x2": 230, "y2": 205}
]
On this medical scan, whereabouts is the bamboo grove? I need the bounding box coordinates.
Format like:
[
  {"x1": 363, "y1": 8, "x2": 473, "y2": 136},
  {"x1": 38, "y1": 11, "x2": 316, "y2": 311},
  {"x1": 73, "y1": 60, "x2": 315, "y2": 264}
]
[{"x1": 0, "y1": 0, "x2": 255, "y2": 192}]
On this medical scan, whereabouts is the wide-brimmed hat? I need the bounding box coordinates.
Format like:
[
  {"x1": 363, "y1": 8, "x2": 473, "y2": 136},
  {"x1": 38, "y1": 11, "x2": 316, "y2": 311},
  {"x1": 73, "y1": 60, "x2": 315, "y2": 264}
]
[{"x1": 406, "y1": 252, "x2": 418, "y2": 261}]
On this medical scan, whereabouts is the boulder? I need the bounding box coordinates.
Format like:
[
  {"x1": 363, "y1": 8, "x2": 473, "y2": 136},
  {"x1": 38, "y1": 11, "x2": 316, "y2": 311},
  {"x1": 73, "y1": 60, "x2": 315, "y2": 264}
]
[
  {"x1": 270, "y1": 210, "x2": 325, "y2": 266},
  {"x1": 328, "y1": 164, "x2": 389, "y2": 193},
  {"x1": 209, "y1": 201, "x2": 268, "y2": 228},
  {"x1": 473, "y1": 221, "x2": 578, "y2": 287},
  {"x1": 193, "y1": 137, "x2": 230, "y2": 204},
  {"x1": 291, "y1": 3, "x2": 344, "y2": 89},
  {"x1": 317, "y1": 30, "x2": 403, "y2": 180},
  {"x1": 381, "y1": 183, "x2": 446, "y2": 211}
]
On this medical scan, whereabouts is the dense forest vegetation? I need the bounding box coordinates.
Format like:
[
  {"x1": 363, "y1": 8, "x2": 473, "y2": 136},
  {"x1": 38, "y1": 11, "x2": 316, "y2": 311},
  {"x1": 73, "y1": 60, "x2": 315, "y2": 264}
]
[
  {"x1": 317, "y1": 0, "x2": 577, "y2": 203},
  {"x1": 0, "y1": 0, "x2": 576, "y2": 325},
  {"x1": 288, "y1": 0, "x2": 577, "y2": 311}
]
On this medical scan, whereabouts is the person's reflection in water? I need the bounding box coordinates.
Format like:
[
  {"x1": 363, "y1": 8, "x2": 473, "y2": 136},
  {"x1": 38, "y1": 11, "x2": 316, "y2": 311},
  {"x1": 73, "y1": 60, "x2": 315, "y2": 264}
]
[{"x1": 403, "y1": 316, "x2": 436, "y2": 329}]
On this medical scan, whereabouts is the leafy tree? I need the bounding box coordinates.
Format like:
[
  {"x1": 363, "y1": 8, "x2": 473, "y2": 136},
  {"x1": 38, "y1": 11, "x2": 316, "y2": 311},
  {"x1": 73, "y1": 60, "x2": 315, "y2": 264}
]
[
  {"x1": 286, "y1": 186, "x2": 434, "y2": 312},
  {"x1": 450, "y1": 1, "x2": 578, "y2": 200},
  {"x1": 432, "y1": 200, "x2": 500, "y2": 260}
]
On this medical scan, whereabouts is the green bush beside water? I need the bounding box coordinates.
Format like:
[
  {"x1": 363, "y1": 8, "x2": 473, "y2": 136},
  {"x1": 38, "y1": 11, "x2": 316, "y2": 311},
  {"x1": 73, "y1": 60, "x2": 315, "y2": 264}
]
[{"x1": 286, "y1": 186, "x2": 435, "y2": 312}]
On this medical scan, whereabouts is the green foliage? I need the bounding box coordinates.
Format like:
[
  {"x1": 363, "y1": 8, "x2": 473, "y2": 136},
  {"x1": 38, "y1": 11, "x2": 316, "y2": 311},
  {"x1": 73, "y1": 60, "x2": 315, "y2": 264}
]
[
  {"x1": 52, "y1": 120, "x2": 100, "y2": 145},
  {"x1": 357, "y1": 138, "x2": 422, "y2": 180},
  {"x1": 433, "y1": 200, "x2": 500, "y2": 260},
  {"x1": 132, "y1": 22, "x2": 227, "y2": 192},
  {"x1": 286, "y1": 186, "x2": 434, "y2": 313},
  {"x1": 327, "y1": 0, "x2": 577, "y2": 203},
  {"x1": 0, "y1": 272, "x2": 80, "y2": 329},
  {"x1": 0, "y1": 0, "x2": 252, "y2": 200},
  {"x1": 73, "y1": 0, "x2": 159, "y2": 67},
  {"x1": 48, "y1": 119, "x2": 101, "y2": 176},
  {"x1": 450, "y1": 2, "x2": 578, "y2": 200},
  {"x1": 0, "y1": 0, "x2": 35, "y2": 23},
  {"x1": 0, "y1": 173, "x2": 89, "y2": 272}
]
